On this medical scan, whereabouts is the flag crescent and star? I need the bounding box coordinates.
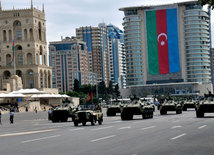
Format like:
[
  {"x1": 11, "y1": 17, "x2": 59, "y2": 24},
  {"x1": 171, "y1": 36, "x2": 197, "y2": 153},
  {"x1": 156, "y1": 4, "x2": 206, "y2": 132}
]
[
  {"x1": 146, "y1": 8, "x2": 180, "y2": 75},
  {"x1": 157, "y1": 33, "x2": 167, "y2": 46}
]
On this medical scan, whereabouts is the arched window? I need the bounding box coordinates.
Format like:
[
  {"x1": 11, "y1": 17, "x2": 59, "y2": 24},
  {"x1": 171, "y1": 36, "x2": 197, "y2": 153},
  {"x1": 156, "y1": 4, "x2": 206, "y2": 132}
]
[
  {"x1": 38, "y1": 22, "x2": 42, "y2": 41},
  {"x1": 26, "y1": 69, "x2": 34, "y2": 88},
  {"x1": 44, "y1": 55, "x2": 46, "y2": 65},
  {"x1": 3, "y1": 30, "x2": 7, "y2": 42},
  {"x1": 6, "y1": 54, "x2": 12, "y2": 66},
  {"x1": 40, "y1": 46, "x2": 43, "y2": 65},
  {"x1": 3, "y1": 71, "x2": 11, "y2": 79},
  {"x1": 44, "y1": 71, "x2": 47, "y2": 88},
  {"x1": 27, "y1": 53, "x2": 33, "y2": 64},
  {"x1": 40, "y1": 70, "x2": 43, "y2": 88},
  {"x1": 29, "y1": 28, "x2": 33, "y2": 41},
  {"x1": 36, "y1": 53, "x2": 39, "y2": 64},
  {"x1": 13, "y1": 21, "x2": 22, "y2": 41},
  {"x1": 17, "y1": 54, "x2": 23, "y2": 65},
  {"x1": 15, "y1": 45, "x2": 22, "y2": 51},
  {"x1": 24, "y1": 29, "x2": 27, "y2": 41},
  {"x1": 48, "y1": 71, "x2": 51, "y2": 88},
  {"x1": 16, "y1": 70, "x2": 22, "y2": 77},
  {"x1": 9, "y1": 30, "x2": 12, "y2": 42}
]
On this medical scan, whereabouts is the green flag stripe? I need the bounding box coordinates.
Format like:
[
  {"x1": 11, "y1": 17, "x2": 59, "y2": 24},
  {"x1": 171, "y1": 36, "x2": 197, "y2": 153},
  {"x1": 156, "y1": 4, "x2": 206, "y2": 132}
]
[{"x1": 146, "y1": 11, "x2": 159, "y2": 75}]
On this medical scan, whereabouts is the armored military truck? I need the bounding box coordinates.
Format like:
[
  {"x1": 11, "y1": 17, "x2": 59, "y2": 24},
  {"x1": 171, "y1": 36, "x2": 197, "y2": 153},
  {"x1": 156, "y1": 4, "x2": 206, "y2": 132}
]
[
  {"x1": 106, "y1": 99, "x2": 122, "y2": 116},
  {"x1": 120, "y1": 96, "x2": 154, "y2": 120},
  {"x1": 195, "y1": 92, "x2": 214, "y2": 118},
  {"x1": 159, "y1": 98, "x2": 182, "y2": 115},
  {"x1": 182, "y1": 99, "x2": 196, "y2": 111},
  {"x1": 72, "y1": 104, "x2": 103, "y2": 126},
  {"x1": 51, "y1": 99, "x2": 76, "y2": 123}
]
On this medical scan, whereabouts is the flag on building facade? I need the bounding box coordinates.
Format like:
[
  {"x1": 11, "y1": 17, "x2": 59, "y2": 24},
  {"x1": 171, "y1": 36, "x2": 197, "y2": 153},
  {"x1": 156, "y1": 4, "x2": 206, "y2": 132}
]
[{"x1": 146, "y1": 8, "x2": 180, "y2": 75}]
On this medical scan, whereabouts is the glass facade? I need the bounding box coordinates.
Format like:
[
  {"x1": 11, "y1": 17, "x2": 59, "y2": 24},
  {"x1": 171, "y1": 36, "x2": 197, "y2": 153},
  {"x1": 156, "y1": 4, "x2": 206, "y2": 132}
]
[
  {"x1": 123, "y1": 10, "x2": 143, "y2": 86},
  {"x1": 184, "y1": 4, "x2": 211, "y2": 83}
]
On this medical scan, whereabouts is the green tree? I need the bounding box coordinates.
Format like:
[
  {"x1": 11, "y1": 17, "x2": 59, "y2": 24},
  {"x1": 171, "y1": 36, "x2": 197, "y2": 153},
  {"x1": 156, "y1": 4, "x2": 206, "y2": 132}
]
[
  {"x1": 79, "y1": 84, "x2": 92, "y2": 94},
  {"x1": 199, "y1": 0, "x2": 214, "y2": 9},
  {"x1": 107, "y1": 81, "x2": 114, "y2": 95},
  {"x1": 114, "y1": 84, "x2": 120, "y2": 99},
  {"x1": 73, "y1": 79, "x2": 80, "y2": 92},
  {"x1": 98, "y1": 81, "x2": 110, "y2": 101}
]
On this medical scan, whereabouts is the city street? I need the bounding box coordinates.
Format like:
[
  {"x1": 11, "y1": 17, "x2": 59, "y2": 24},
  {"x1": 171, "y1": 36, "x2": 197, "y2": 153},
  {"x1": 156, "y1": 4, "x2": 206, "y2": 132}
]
[{"x1": 0, "y1": 108, "x2": 213, "y2": 155}]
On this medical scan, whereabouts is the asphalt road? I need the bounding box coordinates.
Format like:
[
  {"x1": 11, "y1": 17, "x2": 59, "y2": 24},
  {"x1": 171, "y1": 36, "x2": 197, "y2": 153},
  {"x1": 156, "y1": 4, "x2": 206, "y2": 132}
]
[{"x1": 0, "y1": 108, "x2": 213, "y2": 155}]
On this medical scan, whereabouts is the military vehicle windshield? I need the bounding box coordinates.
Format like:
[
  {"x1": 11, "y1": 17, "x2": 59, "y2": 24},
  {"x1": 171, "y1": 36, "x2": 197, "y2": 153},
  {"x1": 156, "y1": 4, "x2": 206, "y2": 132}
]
[{"x1": 78, "y1": 105, "x2": 96, "y2": 111}]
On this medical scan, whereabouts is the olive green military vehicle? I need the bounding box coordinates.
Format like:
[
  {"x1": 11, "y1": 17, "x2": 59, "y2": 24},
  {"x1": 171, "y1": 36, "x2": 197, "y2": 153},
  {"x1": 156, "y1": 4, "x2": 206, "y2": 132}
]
[
  {"x1": 72, "y1": 104, "x2": 103, "y2": 126},
  {"x1": 106, "y1": 100, "x2": 122, "y2": 116},
  {"x1": 195, "y1": 92, "x2": 214, "y2": 118},
  {"x1": 159, "y1": 99, "x2": 182, "y2": 115},
  {"x1": 182, "y1": 99, "x2": 196, "y2": 111},
  {"x1": 120, "y1": 97, "x2": 154, "y2": 120},
  {"x1": 51, "y1": 99, "x2": 76, "y2": 123}
]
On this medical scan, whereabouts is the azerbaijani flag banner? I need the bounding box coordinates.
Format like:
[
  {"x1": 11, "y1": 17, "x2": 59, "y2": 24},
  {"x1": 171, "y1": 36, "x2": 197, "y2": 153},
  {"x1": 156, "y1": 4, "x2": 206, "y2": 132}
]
[{"x1": 146, "y1": 8, "x2": 180, "y2": 75}]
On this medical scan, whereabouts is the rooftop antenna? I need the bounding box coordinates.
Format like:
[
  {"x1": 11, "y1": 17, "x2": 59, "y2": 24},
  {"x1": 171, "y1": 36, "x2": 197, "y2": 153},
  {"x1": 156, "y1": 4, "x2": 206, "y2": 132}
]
[
  {"x1": 42, "y1": 3, "x2": 45, "y2": 13},
  {"x1": 31, "y1": 0, "x2": 33, "y2": 9},
  {"x1": 0, "y1": 0, "x2": 2, "y2": 11}
]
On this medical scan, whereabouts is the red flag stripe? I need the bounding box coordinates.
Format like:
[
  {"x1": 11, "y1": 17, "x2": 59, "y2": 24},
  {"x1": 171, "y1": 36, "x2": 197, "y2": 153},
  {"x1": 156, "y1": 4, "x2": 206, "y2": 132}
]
[{"x1": 156, "y1": 10, "x2": 169, "y2": 74}]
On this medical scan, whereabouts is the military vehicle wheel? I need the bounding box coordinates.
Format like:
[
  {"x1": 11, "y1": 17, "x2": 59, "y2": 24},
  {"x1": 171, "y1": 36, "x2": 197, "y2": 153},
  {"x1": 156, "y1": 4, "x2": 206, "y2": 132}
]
[
  {"x1": 160, "y1": 109, "x2": 166, "y2": 115},
  {"x1": 150, "y1": 111, "x2": 153, "y2": 118},
  {"x1": 61, "y1": 117, "x2": 68, "y2": 122},
  {"x1": 183, "y1": 107, "x2": 187, "y2": 111},
  {"x1": 98, "y1": 119, "x2": 102, "y2": 125},
  {"x1": 52, "y1": 117, "x2": 59, "y2": 123},
  {"x1": 107, "y1": 111, "x2": 116, "y2": 116},
  {"x1": 128, "y1": 114, "x2": 133, "y2": 120},
  {"x1": 74, "y1": 121, "x2": 78, "y2": 126},
  {"x1": 82, "y1": 122, "x2": 86, "y2": 126},
  {"x1": 91, "y1": 117, "x2": 96, "y2": 125},
  {"x1": 196, "y1": 110, "x2": 204, "y2": 118},
  {"x1": 143, "y1": 113, "x2": 147, "y2": 119}
]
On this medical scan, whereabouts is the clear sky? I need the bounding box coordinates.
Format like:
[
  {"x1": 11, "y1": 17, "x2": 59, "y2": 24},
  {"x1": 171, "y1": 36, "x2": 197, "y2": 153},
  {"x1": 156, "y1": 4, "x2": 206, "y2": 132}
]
[{"x1": 1, "y1": 0, "x2": 214, "y2": 45}]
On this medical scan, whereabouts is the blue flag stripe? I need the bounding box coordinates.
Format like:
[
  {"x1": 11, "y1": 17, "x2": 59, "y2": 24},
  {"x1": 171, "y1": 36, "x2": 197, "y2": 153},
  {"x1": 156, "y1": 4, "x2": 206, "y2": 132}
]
[{"x1": 167, "y1": 8, "x2": 180, "y2": 73}]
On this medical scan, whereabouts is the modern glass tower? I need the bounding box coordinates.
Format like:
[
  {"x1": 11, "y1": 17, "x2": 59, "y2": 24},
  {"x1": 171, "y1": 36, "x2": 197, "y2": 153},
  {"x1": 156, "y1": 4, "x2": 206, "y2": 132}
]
[
  {"x1": 76, "y1": 25, "x2": 109, "y2": 86},
  {"x1": 184, "y1": 4, "x2": 211, "y2": 83},
  {"x1": 107, "y1": 24, "x2": 126, "y2": 88},
  {"x1": 49, "y1": 37, "x2": 96, "y2": 93},
  {"x1": 120, "y1": 0, "x2": 212, "y2": 88}
]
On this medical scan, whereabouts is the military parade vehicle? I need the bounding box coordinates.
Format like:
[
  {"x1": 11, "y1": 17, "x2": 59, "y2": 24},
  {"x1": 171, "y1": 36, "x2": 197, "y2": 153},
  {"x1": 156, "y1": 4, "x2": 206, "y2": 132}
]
[
  {"x1": 159, "y1": 97, "x2": 182, "y2": 115},
  {"x1": 182, "y1": 99, "x2": 196, "y2": 111},
  {"x1": 120, "y1": 96, "x2": 154, "y2": 120},
  {"x1": 106, "y1": 99, "x2": 122, "y2": 116},
  {"x1": 72, "y1": 104, "x2": 103, "y2": 126},
  {"x1": 51, "y1": 99, "x2": 76, "y2": 123},
  {"x1": 195, "y1": 91, "x2": 214, "y2": 118}
]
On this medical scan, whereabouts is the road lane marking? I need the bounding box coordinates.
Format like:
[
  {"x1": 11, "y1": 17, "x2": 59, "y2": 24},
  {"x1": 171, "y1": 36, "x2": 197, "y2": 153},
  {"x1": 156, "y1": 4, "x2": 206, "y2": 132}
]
[
  {"x1": 173, "y1": 120, "x2": 180, "y2": 123},
  {"x1": 118, "y1": 126, "x2": 131, "y2": 130},
  {"x1": 141, "y1": 126, "x2": 156, "y2": 130},
  {"x1": 171, "y1": 133, "x2": 186, "y2": 140},
  {"x1": 69, "y1": 128, "x2": 85, "y2": 131},
  {"x1": 171, "y1": 126, "x2": 182, "y2": 129},
  {"x1": 90, "y1": 135, "x2": 116, "y2": 142},
  {"x1": 114, "y1": 121, "x2": 123, "y2": 123},
  {"x1": 198, "y1": 125, "x2": 207, "y2": 129},
  {"x1": 21, "y1": 135, "x2": 61, "y2": 143},
  {"x1": 91, "y1": 126, "x2": 114, "y2": 131},
  {"x1": 0, "y1": 129, "x2": 57, "y2": 137}
]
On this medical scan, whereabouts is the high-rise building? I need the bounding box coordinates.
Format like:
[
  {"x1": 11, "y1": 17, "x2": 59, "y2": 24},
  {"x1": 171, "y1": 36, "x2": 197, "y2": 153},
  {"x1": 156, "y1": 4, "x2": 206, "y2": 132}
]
[
  {"x1": 76, "y1": 24, "x2": 109, "y2": 86},
  {"x1": 0, "y1": 1, "x2": 52, "y2": 89},
  {"x1": 107, "y1": 24, "x2": 126, "y2": 88},
  {"x1": 49, "y1": 37, "x2": 96, "y2": 93},
  {"x1": 119, "y1": 0, "x2": 213, "y2": 95}
]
